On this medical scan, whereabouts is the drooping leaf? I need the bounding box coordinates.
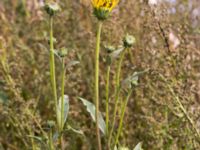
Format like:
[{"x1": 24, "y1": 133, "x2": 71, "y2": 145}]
[
  {"x1": 67, "y1": 124, "x2": 84, "y2": 136},
  {"x1": 57, "y1": 95, "x2": 69, "y2": 129},
  {"x1": 122, "y1": 69, "x2": 149, "y2": 90},
  {"x1": 66, "y1": 60, "x2": 80, "y2": 68},
  {"x1": 133, "y1": 142, "x2": 143, "y2": 150},
  {"x1": 78, "y1": 97, "x2": 106, "y2": 135},
  {"x1": 53, "y1": 132, "x2": 59, "y2": 141},
  {"x1": 119, "y1": 147, "x2": 130, "y2": 150},
  {"x1": 110, "y1": 47, "x2": 124, "y2": 59},
  {"x1": 114, "y1": 145, "x2": 118, "y2": 150},
  {"x1": 27, "y1": 135, "x2": 43, "y2": 142},
  {"x1": 115, "y1": 146, "x2": 130, "y2": 150},
  {"x1": 27, "y1": 135, "x2": 46, "y2": 146},
  {"x1": 122, "y1": 72, "x2": 139, "y2": 90}
]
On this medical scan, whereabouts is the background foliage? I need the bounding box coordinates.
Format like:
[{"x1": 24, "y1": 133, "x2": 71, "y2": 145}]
[{"x1": 0, "y1": 0, "x2": 200, "y2": 149}]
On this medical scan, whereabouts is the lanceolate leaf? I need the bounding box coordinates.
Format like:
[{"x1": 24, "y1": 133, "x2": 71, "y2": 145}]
[
  {"x1": 133, "y1": 142, "x2": 143, "y2": 150},
  {"x1": 78, "y1": 97, "x2": 106, "y2": 135},
  {"x1": 67, "y1": 124, "x2": 84, "y2": 136},
  {"x1": 57, "y1": 95, "x2": 69, "y2": 129}
]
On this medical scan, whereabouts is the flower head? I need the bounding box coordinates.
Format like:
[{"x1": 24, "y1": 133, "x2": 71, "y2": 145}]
[
  {"x1": 92, "y1": 0, "x2": 119, "y2": 20},
  {"x1": 44, "y1": 2, "x2": 60, "y2": 17},
  {"x1": 123, "y1": 34, "x2": 136, "y2": 48}
]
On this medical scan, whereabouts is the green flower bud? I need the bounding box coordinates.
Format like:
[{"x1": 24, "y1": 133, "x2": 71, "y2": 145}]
[
  {"x1": 47, "y1": 120, "x2": 55, "y2": 129},
  {"x1": 44, "y1": 2, "x2": 60, "y2": 17},
  {"x1": 58, "y1": 47, "x2": 68, "y2": 58},
  {"x1": 93, "y1": 8, "x2": 110, "y2": 21},
  {"x1": 104, "y1": 45, "x2": 116, "y2": 53},
  {"x1": 122, "y1": 72, "x2": 139, "y2": 90},
  {"x1": 123, "y1": 34, "x2": 136, "y2": 48},
  {"x1": 48, "y1": 37, "x2": 57, "y2": 44}
]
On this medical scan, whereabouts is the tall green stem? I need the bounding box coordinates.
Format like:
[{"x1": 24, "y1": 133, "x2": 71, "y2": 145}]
[
  {"x1": 61, "y1": 58, "x2": 65, "y2": 131},
  {"x1": 49, "y1": 129, "x2": 54, "y2": 150},
  {"x1": 21, "y1": 0, "x2": 30, "y2": 18},
  {"x1": 114, "y1": 89, "x2": 132, "y2": 146},
  {"x1": 106, "y1": 66, "x2": 111, "y2": 136},
  {"x1": 49, "y1": 17, "x2": 58, "y2": 129},
  {"x1": 108, "y1": 48, "x2": 127, "y2": 147},
  {"x1": 95, "y1": 21, "x2": 103, "y2": 150},
  {"x1": 59, "y1": 58, "x2": 66, "y2": 150}
]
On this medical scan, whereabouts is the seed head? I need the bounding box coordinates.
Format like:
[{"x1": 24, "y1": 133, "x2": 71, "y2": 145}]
[
  {"x1": 58, "y1": 47, "x2": 68, "y2": 58},
  {"x1": 44, "y1": 2, "x2": 60, "y2": 17},
  {"x1": 123, "y1": 34, "x2": 136, "y2": 48},
  {"x1": 104, "y1": 45, "x2": 115, "y2": 53}
]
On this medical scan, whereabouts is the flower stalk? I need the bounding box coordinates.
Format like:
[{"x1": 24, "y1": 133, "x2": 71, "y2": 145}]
[
  {"x1": 61, "y1": 58, "x2": 66, "y2": 131},
  {"x1": 108, "y1": 48, "x2": 127, "y2": 147},
  {"x1": 95, "y1": 21, "x2": 103, "y2": 150},
  {"x1": 114, "y1": 89, "x2": 132, "y2": 146},
  {"x1": 49, "y1": 16, "x2": 59, "y2": 130},
  {"x1": 105, "y1": 65, "x2": 111, "y2": 136}
]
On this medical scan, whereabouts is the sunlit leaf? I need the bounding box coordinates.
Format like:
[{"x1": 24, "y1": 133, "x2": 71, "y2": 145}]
[
  {"x1": 67, "y1": 124, "x2": 84, "y2": 135},
  {"x1": 119, "y1": 147, "x2": 130, "y2": 150},
  {"x1": 66, "y1": 61, "x2": 80, "y2": 68},
  {"x1": 110, "y1": 47, "x2": 124, "y2": 59},
  {"x1": 78, "y1": 97, "x2": 106, "y2": 135},
  {"x1": 133, "y1": 142, "x2": 143, "y2": 150},
  {"x1": 57, "y1": 95, "x2": 69, "y2": 129}
]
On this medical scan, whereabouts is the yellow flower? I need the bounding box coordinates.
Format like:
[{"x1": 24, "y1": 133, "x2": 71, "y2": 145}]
[{"x1": 92, "y1": 0, "x2": 119, "y2": 20}]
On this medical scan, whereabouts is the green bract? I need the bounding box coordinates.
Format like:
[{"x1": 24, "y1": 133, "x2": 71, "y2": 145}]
[
  {"x1": 93, "y1": 8, "x2": 110, "y2": 21},
  {"x1": 123, "y1": 34, "x2": 136, "y2": 48},
  {"x1": 104, "y1": 45, "x2": 116, "y2": 53},
  {"x1": 58, "y1": 47, "x2": 68, "y2": 58},
  {"x1": 45, "y1": 2, "x2": 60, "y2": 16}
]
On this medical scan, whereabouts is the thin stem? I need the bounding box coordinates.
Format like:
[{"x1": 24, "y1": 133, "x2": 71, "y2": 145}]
[
  {"x1": 49, "y1": 129, "x2": 54, "y2": 150},
  {"x1": 108, "y1": 48, "x2": 127, "y2": 147},
  {"x1": 106, "y1": 66, "x2": 111, "y2": 136},
  {"x1": 60, "y1": 135, "x2": 64, "y2": 150},
  {"x1": 95, "y1": 21, "x2": 103, "y2": 150},
  {"x1": 128, "y1": 48, "x2": 134, "y2": 64},
  {"x1": 60, "y1": 58, "x2": 66, "y2": 150},
  {"x1": 49, "y1": 17, "x2": 58, "y2": 129},
  {"x1": 61, "y1": 58, "x2": 65, "y2": 130},
  {"x1": 21, "y1": 0, "x2": 30, "y2": 18},
  {"x1": 114, "y1": 89, "x2": 132, "y2": 146},
  {"x1": 29, "y1": 129, "x2": 36, "y2": 150}
]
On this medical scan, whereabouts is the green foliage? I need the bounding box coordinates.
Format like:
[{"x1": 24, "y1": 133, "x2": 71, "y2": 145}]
[
  {"x1": 57, "y1": 95, "x2": 69, "y2": 130},
  {"x1": 78, "y1": 97, "x2": 106, "y2": 135}
]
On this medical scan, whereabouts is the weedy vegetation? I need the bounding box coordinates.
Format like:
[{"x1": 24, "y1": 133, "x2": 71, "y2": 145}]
[{"x1": 0, "y1": 0, "x2": 200, "y2": 150}]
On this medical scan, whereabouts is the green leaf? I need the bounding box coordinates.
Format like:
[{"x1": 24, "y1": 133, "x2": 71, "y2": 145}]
[
  {"x1": 57, "y1": 95, "x2": 69, "y2": 129},
  {"x1": 27, "y1": 135, "x2": 46, "y2": 146},
  {"x1": 115, "y1": 146, "x2": 130, "y2": 150},
  {"x1": 122, "y1": 69, "x2": 149, "y2": 90},
  {"x1": 53, "y1": 132, "x2": 59, "y2": 141},
  {"x1": 114, "y1": 146, "x2": 118, "y2": 150},
  {"x1": 133, "y1": 142, "x2": 143, "y2": 150},
  {"x1": 66, "y1": 60, "x2": 80, "y2": 68},
  {"x1": 67, "y1": 124, "x2": 84, "y2": 136},
  {"x1": 119, "y1": 147, "x2": 130, "y2": 150},
  {"x1": 122, "y1": 72, "x2": 139, "y2": 90},
  {"x1": 78, "y1": 97, "x2": 106, "y2": 135},
  {"x1": 27, "y1": 135, "x2": 43, "y2": 142},
  {"x1": 110, "y1": 47, "x2": 124, "y2": 59}
]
